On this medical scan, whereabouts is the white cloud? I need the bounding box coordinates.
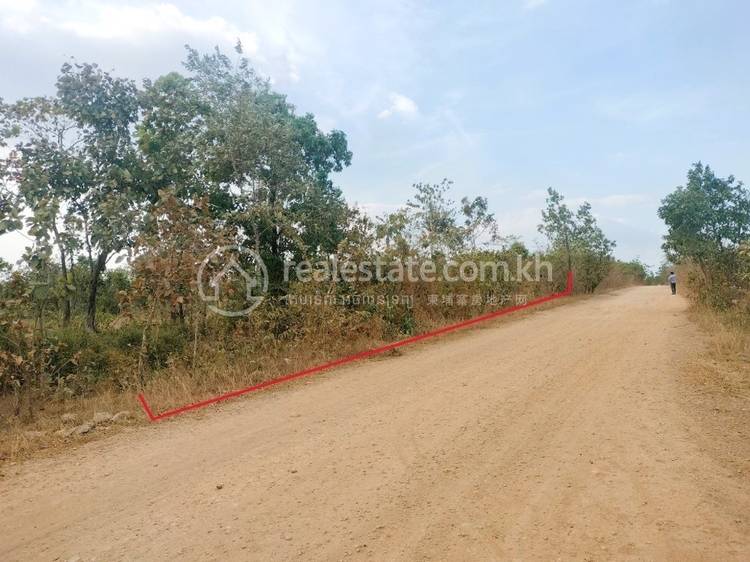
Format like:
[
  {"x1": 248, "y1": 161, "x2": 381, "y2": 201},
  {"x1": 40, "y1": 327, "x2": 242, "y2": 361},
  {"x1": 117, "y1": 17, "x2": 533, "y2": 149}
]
[
  {"x1": 0, "y1": 1, "x2": 329, "y2": 83},
  {"x1": 52, "y1": 3, "x2": 258, "y2": 54},
  {"x1": 0, "y1": 0, "x2": 39, "y2": 33},
  {"x1": 523, "y1": 0, "x2": 548, "y2": 10},
  {"x1": 378, "y1": 92, "x2": 418, "y2": 119},
  {"x1": 0, "y1": 1, "x2": 258, "y2": 52}
]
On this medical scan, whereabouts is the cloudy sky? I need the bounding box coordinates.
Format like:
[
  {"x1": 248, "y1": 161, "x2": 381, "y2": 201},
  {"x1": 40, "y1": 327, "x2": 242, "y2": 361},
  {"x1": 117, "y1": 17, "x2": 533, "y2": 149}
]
[{"x1": 1, "y1": 0, "x2": 749, "y2": 267}]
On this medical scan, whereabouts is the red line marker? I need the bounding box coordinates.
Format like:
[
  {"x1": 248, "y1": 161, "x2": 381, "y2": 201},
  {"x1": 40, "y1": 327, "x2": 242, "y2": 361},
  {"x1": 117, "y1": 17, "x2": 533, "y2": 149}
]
[
  {"x1": 138, "y1": 393, "x2": 157, "y2": 421},
  {"x1": 138, "y1": 271, "x2": 573, "y2": 421}
]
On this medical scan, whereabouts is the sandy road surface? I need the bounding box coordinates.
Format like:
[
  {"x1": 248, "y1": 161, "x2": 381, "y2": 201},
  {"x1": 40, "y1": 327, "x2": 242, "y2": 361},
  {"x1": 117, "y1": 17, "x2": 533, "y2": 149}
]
[{"x1": 1, "y1": 287, "x2": 748, "y2": 560}]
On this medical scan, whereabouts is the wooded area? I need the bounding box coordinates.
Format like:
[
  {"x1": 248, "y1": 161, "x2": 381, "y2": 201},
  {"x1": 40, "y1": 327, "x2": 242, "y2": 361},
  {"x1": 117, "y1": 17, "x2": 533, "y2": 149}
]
[{"x1": 0, "y1": 45, "x2": 648, "y2": 421}]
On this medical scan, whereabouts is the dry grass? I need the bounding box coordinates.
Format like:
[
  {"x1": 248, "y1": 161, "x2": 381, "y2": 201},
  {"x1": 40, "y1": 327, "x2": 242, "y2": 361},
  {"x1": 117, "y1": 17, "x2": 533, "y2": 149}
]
[
  {"x1": 665, "y1": 260, "x2": 750, "y2": 478},
  {"x1": 675, "y1": 262, "x2": 749, "y2": 395},
  {"x1": 0, "y1": 390, "x2": 138, "y2": 464},
  {"x1": 0, "y1": 292, "x2": 581, "y2": 464},
  {"x1": 594, "y1": 265, "x2": 642, "y2": 293},
  {"x1": 677, "y1": 302, "x2": 750, "y2": 480},
  {"x1": 687, "y1": 306, "x2": 750, "y2": 397}
]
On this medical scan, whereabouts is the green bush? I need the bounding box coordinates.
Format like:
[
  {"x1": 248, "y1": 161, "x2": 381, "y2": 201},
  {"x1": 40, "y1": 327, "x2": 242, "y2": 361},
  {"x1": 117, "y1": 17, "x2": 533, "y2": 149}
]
[
  {"x1": 47, "y1": 324, "x2": 188, "y2": 386},
  {"x1": 50, "y1": 329, "x2": 111, "y2": 383}
]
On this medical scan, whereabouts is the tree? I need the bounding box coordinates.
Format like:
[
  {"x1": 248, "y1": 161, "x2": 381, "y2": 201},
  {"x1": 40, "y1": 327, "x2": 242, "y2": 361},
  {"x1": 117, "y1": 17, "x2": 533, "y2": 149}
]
[
  {"x1": 538, "y1": 188, "x2": 615, "y2": 292},
  {"x1": 137, "y1": 71, "x2": 207, "y2": 201},
  {"x1": 56, "y1": 62, "x2": 142, "y2": 331},
  {"x1": 0, "y1": 170, "x2": 23, "y2": 237},
  {"x1": 0, "y1": 99, "x2": 24, "y2": 236},
  {"x1": 127, "y1": 190, "x2": 231, "y2": 376},
  {"x1": 180, "y1": 44, "x2": 352, "y2": 291},
  {"x1": 376, "y1": 180, "x2": 499, "y2": 258},
  {"x1": 1, "y1": 97, "x2": 87, "y2": 326},
  {"x1": 460, "y1": 195, "x2": 499, "y2": 249},
  {"x1": 573, "y1": 201, "x2": 616, "y2": 292},
  {"x1": 406, "y1": 179, "x2": 462, "y2": 257},
  {"x1": 658, "y1": 162, "x2": 750, "y2": 284},
  {"x1": 538, "y1": 188, "x2": 575, "y2": 271},
  {"x1": 375, "y1": 208, "x2": 413, "y2": 257}
]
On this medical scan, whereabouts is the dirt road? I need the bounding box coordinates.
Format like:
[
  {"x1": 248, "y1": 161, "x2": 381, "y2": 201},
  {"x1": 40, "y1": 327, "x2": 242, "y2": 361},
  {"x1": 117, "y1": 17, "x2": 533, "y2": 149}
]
[{"x1": 1, "y1": 287, "x2": 748, "y2": 560}]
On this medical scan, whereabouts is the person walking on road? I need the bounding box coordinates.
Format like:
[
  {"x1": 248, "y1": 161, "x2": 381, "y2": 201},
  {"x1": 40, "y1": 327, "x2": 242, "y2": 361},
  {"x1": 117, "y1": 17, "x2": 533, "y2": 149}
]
[{"x1": 668, "y1": 271, "x2": 677, "y2": 295}]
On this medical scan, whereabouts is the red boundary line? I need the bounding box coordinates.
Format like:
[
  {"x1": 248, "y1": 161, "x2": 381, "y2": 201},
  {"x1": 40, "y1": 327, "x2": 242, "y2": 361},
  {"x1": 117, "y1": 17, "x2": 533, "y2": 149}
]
[{"x1": 138, "y1": 271, "x2": 573, "y2": 421}]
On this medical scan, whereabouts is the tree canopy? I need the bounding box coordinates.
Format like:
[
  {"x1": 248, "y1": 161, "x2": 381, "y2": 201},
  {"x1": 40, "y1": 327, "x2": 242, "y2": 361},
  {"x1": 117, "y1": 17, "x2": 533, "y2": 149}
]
[
  {"x1": 538, "y1": 187, "x2": 615, "y2": 292},
  {"x1": 0, "y1": 45, "x2": 354, "y2": 328},
  {"x1": 659, "y1": 162, "x2": 750, "y2": 306}
]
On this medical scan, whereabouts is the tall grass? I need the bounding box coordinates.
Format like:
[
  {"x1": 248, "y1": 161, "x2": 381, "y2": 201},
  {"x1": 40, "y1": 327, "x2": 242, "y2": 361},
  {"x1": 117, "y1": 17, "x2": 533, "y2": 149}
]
[{"x1": 676, "y1": 263, "x2": 750, "y2": 397}]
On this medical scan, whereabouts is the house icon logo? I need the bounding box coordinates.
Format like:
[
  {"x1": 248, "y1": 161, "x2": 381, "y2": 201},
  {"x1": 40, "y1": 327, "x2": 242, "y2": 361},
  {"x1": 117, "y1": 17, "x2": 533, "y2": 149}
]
[{"x1": 197, "y1": 245, "x2": 268, "y2": 317}]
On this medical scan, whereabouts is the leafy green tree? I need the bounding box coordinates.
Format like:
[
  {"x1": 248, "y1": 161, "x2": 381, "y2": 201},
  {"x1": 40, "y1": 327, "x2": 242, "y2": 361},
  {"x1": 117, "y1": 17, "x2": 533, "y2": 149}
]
[
  {"x1": 460, "y1": 195, "x2": 499, "y2": 249},
  {"x1": 658, "y1": 162, "x2": 750, "y2": 284},
  {"x1": 180, "y1": 44, "x2": 352, "y2": 290},
  {"x1": 137, "y1": 71, "x2": 207, "y2": 200},
  {"x1": 1, "y1": 97, "x2": 88, "y2": 326},
  {"x1": 375, "y1": 208, "x2": 413, "y2": 257},
  {"x1": 574, "y1": 201, "x2": 616, "y2": 292},
  {"x1": 56, "y1": 62, "x2": 141, "y2": 331},
  {"x1": 621, "y1": 258, "x2": 649, "y2": 283},
  {"x1": 538, "y1": 188, "x2": 615, "y2": 292},
  {"x1": 0, "y1": 172, "x2": 23, "y2": 237},
  {"x1": 538, "y1": 187, "x2": 575, "y2": 271},
  {"x1": 406, "y1": 179, "x2": 463, "y2": 257},
  {"x1": 376, "y1": 180, "x2": 500, "y2": 258},
  {"x1": 0, "y1": 99, "x2": 23, "y2": 236}
]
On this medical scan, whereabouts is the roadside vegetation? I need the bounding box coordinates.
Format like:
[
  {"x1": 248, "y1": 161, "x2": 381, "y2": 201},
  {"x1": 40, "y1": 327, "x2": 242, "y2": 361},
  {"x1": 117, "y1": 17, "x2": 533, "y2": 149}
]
[
  {"x1": 659, "y1": 163, "x2": 750, "y2": 398},
  {"x1": 0, "y1": 45, "x2": 641, "y2": 458}
]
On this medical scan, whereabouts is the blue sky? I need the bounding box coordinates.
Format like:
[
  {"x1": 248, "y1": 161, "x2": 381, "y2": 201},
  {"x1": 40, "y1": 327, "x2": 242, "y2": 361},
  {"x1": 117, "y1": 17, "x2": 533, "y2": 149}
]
[{"x1": 1, "y1": 0, "x2": 749, "y2": 267}]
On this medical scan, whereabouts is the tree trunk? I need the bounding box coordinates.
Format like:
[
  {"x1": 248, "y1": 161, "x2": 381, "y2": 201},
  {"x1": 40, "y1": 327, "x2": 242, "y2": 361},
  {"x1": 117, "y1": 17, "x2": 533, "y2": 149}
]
[
  {"x1": 51, "y1": 224, "x2": 72, "y2": 327},
  {"x1": 58, "y1": 248, "x2": 71, "y2": 328},
  {"x1": 85, "y1": 251, "x2": 107, "y2": 332}
]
